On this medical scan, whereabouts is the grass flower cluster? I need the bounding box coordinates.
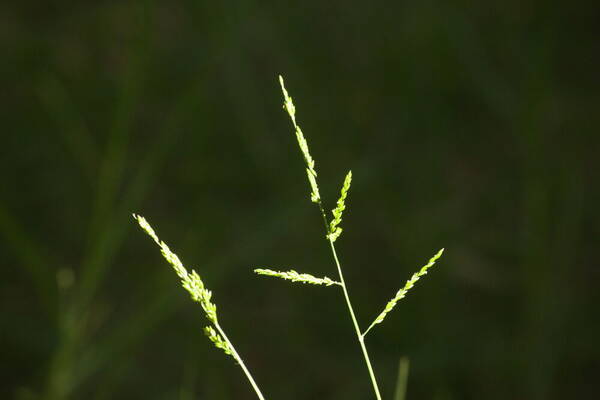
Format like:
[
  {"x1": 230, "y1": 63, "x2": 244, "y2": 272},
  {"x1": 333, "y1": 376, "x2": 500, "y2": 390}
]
[
  {"x1": 134, "y1": 75, "x2": 444, "y2": 400},
  {"x1": 328, "y1": 170, "x2": 352, "y2": 242},
  {"x1": 254, "y1": 268, "x2": 341, "y2": 286},
  {"x1": 363, "y1": 248, "x2": 445, "y2": 336},
  {"x1": 133, "y1": 214, "x2": 265, "y2": 400}
]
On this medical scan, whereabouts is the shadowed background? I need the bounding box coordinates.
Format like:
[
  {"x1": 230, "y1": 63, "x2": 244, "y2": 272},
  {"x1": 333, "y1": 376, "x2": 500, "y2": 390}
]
[{"x1": 1, "y1": 1, "x2": 599, "y2": 399}]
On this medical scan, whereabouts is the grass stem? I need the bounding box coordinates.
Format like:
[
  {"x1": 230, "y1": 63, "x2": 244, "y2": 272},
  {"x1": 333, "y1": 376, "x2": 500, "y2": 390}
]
[
  {"x1": 328, "y1": 239, "x2": 382, "y2": 400},
  {"x1": 214, "y1": 322, "x2": 266, "y2": 400}
]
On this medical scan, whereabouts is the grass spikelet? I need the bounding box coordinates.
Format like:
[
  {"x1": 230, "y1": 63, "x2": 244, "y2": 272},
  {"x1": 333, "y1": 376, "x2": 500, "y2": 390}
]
[
  {"x1": 363, "y1": 248, "x2": 445, "y2": 336},
  {"x1": 328, "y1": 170, "x2": 352, "y2": 242},
  {"x1": 254, "y1": 268, "x2": 341, "y2": 286},
  {"x1": 204, "y1": 326, "x2": 232, "y2": 355}
]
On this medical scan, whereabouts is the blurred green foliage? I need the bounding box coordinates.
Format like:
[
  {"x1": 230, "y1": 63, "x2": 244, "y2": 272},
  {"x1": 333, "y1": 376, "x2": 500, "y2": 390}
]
[{"x1": 1, "y1": 1, "x2": 599, "y2": 399}]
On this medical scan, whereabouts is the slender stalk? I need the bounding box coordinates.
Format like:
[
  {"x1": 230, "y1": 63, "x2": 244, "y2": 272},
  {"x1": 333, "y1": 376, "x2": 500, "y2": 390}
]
[
  {"x1": 363, "y1": 316, "x2": 378, "y2": 337},
  {"x1": 328, "y1": 239, "x2": 382, "y2": 400},
  {"x1": 214, "y1": 322, "x2": 266, "y2": 400},
  {"x1": 393, "y1": 357, "x2": 410, "y2": 400}
]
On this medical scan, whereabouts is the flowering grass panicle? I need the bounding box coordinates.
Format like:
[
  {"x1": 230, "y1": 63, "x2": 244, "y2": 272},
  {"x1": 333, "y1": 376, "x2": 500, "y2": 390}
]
[
  {"x1": 132, "y1": 214, "x2": 266, "y2": 400},
  {"x1": 254, "y1": 76, "x2": 445, "y2": 400},
  {"x1": 133, "y1": 214, "x2": 218, "y2": 323},
  {"x1": 134, "y1": 75, "x2": 444, "y2": 400}
]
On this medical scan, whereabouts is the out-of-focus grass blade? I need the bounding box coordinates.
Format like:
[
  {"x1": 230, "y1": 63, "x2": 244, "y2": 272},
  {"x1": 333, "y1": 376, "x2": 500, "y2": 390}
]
[{"x1": 393, "y1": 357, "x2": 410, "y2": 400}]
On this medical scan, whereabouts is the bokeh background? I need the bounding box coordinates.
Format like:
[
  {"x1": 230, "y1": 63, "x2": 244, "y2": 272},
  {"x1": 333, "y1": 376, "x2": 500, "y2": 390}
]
[{"x1": 1, "y1": 1, "x2": 599, "y2": 399}]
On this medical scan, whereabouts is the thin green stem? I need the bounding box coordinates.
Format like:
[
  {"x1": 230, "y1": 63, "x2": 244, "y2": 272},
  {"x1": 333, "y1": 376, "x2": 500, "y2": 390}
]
[
  {"x1": 363, "y1": 318, "x2": 378, "y2": 338},
  {"x1": 316, "y1": 201, "x2": 330, "y2": 234},
  {"x1": 328, "y1": 239, "x2": 382, "y2": 400},
  {"x1": 214, "y1": 322, "x2": 266, "y2": 400}
]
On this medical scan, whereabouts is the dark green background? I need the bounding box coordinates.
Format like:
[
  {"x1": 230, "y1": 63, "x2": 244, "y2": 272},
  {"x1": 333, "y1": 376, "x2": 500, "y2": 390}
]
[{"x1": 1, "y1": 1, "x2": 599, "y2": 399}]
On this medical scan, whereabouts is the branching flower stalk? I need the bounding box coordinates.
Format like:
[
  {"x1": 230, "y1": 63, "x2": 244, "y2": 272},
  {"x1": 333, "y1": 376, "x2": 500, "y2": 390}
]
[
  {"x1": 133, "y1": 214, "x2": 266, "y2": 400},
  {"x1": 276, "y1": 75, "x2": 383, "y2": 399},
  {"x1": 254, "y1": 76, "x2": 444, "y2": 400},
  {"x1": 133, "y1": 76, "x2": 443, "y2": 400}
]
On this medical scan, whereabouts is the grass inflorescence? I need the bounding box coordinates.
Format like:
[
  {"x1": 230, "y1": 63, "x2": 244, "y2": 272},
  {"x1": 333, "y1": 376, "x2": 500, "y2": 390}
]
[
  {"x1": 133, "y1": 214, "x2": 265, "y2": 400},
  {"x1": 133, "y1": 75, "x2": 444, "y2": 400}
]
